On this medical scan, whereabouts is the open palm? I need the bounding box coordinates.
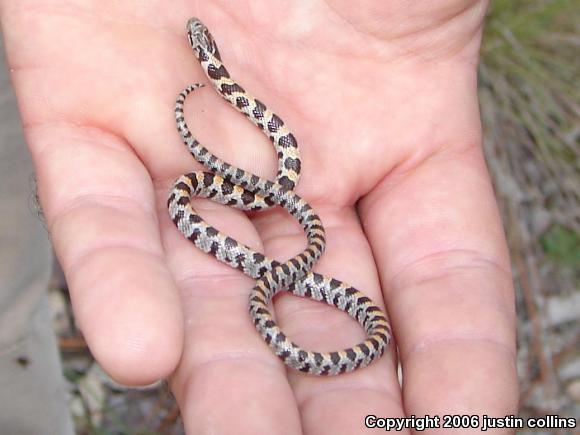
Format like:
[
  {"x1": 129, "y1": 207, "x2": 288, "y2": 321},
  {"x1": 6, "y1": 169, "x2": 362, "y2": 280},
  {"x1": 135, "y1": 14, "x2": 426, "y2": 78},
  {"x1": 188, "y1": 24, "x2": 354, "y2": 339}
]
[{"x1": 1, "y1": 0, "x2": 518, "y2": 433}]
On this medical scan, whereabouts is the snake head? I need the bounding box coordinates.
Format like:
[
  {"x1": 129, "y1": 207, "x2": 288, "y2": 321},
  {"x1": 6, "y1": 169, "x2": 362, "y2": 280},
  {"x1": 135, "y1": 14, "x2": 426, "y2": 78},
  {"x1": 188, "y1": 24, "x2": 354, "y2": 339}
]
[{"x1": 186, "y1": 17, "x2": 221, "y2": 60}]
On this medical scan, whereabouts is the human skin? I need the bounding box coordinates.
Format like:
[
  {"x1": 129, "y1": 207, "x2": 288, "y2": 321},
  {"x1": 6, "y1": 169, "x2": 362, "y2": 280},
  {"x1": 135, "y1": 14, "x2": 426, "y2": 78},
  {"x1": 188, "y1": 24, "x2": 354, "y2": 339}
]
[{"x1": 0, "y1": 0, "x2": 518, "y2": 433}]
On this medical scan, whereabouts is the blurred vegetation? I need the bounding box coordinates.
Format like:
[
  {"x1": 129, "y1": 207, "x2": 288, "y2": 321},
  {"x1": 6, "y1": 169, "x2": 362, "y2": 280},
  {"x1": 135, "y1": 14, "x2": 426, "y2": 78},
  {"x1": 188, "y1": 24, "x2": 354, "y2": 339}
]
[
  {"x1": 478, "y1": 0, "x2": 580, "y2": 421},
  {"x1": 479, "y1": 0, "x2": 579, "y2": 258},
  {"x1": 540, "y1": 224, "x2": 580, "y2": 266}
]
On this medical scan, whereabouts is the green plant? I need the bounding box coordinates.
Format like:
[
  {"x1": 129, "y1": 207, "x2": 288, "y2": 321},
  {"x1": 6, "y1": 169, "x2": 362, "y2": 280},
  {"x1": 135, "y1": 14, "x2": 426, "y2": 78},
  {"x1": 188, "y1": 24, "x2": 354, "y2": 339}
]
[{"x1": 540, "y1": 224, "x2": 580, "y2": 266}]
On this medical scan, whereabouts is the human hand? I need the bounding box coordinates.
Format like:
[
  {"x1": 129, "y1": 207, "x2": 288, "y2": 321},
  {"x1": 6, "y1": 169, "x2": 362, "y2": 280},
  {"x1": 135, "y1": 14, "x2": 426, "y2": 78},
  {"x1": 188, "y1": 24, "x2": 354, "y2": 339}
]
[{"x1": 0, "y1": 0, "x2": 518, "y2": 433}]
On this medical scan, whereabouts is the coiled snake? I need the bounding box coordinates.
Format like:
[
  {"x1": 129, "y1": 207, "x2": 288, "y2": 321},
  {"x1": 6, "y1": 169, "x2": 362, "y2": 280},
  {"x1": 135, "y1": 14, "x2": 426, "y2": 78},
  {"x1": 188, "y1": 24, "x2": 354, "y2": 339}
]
[{"x1": 168, "y1": 18, "x2": 391, "y2": 375}]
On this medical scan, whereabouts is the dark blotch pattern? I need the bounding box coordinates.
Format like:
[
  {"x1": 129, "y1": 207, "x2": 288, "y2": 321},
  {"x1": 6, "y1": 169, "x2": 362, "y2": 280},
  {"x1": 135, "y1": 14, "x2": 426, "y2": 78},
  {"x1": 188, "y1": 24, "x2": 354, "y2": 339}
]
[
  {"x1": 359, "y1": 344, "x2": 370, "y2": 356},
  {"x1": 236, "y1": 96, "x2": 249, "y2": 109},
  {"x1": 252, "y1": 99, "x2": 267, "y2": 119},
  {"x1": 241, "y1": 190, "x2": 254, "y2": 205},
  {"x1": 196, "y1": 47, "x2": 209, "y2": 62},
  {"x1": 189, "y1": 214, "x2": 202, "y2": 224},
  {"x1": 284, "y1": 157, "x2": 301, "y2": 172},
  {"x1": 330, "y1": 352, "x2": 340, "y2": 365},
  {"x1": 278, "y1": 176, "x2": 295, "y2": 192},
  {"x1": 279, "y1": 133, "x2": 297, "y2": 149},
  {"x1": 174, "y1": 181, "x2": 191, "y2": 194},
  {"x1": 177, "y1": 196, "x2": 190, "y2": 206},
  {"x1": 202, "y1": 172, "x2": 214, "y2": 187},
  {"x1": 221, "y1": 83, "x2": 244, "y2": 95},
  {"x1": 224, "y1": 236, "x2": 237, "y2": 248},
  {"x1": 221, "y1": 182, "x2": 233, "y2": 195},
  {"x1": 267, "y1": 113, "x2": 284, "y2": 133},
  {"x1": 207, "y1": 64, "x2": 230, "y2": 80}
]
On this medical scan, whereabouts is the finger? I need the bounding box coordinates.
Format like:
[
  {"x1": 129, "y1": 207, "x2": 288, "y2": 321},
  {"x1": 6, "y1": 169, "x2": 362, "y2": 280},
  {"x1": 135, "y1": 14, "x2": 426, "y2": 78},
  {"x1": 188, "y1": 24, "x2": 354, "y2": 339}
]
[
  {"x1": 162, "y1": 195, "x2": 305, "y2": 434},
  {"x1": 359, "y1": 145, "x2": 519, "y2": 419},
  {"x1": 253, "y1": 204, "x2": 404, "y2": 434},
  {"x1": 0, "y1": 3, "x2": 196, "y2": 385},
  {"x1": 25, "y1": 123, "x2": 183, "y2": 385}
]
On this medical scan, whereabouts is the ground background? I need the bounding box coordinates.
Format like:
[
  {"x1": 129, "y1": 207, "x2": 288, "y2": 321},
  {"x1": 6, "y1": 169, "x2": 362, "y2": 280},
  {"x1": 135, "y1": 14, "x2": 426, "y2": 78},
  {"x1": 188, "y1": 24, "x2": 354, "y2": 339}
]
[{"x1": 11, "y1": 0, "x2": 580, "y2": 433}]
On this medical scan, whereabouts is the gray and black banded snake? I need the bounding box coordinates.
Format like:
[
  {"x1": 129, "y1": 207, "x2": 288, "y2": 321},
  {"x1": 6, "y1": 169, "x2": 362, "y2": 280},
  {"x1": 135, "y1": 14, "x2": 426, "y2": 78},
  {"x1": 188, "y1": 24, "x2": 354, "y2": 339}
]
[{"x1": 168, "y1": 17, "x2": 391, "y2": 375}]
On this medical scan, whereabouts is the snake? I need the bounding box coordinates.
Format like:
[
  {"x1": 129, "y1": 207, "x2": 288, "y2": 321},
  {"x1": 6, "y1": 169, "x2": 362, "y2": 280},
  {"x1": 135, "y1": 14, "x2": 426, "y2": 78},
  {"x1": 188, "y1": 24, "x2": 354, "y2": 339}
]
[{"x1": 168, "y1": 17, "x2": 392, "y2": 375}]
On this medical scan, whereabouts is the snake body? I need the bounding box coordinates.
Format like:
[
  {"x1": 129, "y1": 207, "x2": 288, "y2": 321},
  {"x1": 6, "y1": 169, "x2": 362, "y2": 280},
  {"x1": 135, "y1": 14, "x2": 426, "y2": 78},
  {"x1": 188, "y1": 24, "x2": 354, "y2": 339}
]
[{"x1": 168, "y1": 18, "x2": 391, "y2": 375}]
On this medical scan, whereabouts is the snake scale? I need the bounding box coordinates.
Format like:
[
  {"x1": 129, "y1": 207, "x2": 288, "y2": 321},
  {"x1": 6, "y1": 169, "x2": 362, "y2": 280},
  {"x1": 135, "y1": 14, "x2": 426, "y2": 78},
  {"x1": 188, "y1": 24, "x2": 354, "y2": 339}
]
[{"x1": 168, "y1": 18, "x2": 391, "y2": 375}]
